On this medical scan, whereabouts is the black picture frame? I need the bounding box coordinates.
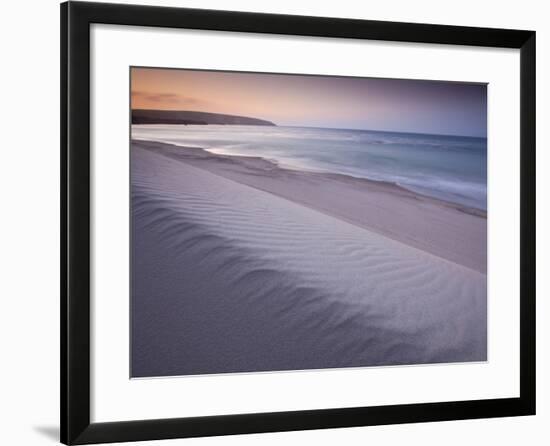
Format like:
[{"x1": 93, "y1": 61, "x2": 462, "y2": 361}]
[{"x1": 61, "y1": 1, "x2": 536, "y2": 444}]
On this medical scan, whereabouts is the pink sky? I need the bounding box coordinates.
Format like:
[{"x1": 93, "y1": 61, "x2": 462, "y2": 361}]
[{"x1": 131, "y1": 67, "x2": 486, "y2": 136}]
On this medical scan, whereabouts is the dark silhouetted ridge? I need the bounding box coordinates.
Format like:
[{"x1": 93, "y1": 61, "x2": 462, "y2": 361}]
[{"x1": 132, "y1": 109, "x2": 276, "y2": 126}]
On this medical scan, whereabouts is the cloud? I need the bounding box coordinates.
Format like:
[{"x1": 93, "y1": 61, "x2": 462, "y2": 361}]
[{"x1": 132, "y1": 91, "x2": 206, "y2": 106}]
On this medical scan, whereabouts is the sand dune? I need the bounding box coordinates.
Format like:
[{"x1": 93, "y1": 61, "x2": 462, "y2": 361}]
[{"x1": 131, "y1": 142, "x2": 487, "y2": 377}]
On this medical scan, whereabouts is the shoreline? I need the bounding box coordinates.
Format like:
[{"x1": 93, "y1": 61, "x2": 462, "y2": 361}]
[
  {"x1": 132, "y1": 139, "x2": 487, "y2": 273},
  {"x1": 134, "y1": 138, "x2": 486, "y2": 217}
]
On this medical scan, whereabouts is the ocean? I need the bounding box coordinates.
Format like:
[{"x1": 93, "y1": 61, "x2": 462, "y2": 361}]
[{"x1": 132, "y1": 124, "x2": 487, "y2": 211}]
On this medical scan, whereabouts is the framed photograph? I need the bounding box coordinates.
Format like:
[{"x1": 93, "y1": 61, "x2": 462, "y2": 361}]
[{"x1": 61, "y1": 1, "x2": 536, "y2": 444}]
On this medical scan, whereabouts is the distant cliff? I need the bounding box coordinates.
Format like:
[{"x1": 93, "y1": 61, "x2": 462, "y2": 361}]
[{"x1": 132, "y1": 109, "x2": 276, "y2": 126}]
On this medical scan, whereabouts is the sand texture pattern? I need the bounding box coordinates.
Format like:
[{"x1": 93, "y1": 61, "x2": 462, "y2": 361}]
[{"x1": 131, "y1": 142, "x2": 487, "y2": 377}]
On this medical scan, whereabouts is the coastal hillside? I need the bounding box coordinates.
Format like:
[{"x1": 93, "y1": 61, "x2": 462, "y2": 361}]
[{"x1": 132, "y1": 109, "x2": 276, "y2": 126}]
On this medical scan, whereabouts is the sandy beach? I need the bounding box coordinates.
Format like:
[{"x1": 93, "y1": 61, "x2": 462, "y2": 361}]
[
  {"x1": 133, "y1": 139, "x2": 486, "y2": 272},
  {"x1": 131, "y1": 139, "x2": 487, "y2": 377}
]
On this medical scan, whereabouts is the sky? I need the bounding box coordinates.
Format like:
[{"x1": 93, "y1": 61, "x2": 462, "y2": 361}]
[{"x1": 131, "y1": 67, "x2": 487, "y2": 137}]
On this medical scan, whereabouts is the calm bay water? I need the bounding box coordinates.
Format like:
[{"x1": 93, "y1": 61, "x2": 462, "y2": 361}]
[{"x1": 132, "y1": 124, "x2": 487, "y2": 210}]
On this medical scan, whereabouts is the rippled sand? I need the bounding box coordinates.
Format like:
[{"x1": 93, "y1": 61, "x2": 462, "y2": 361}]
[{"x1": 131, "y1": 141, "x2": 487, "y2": 377}]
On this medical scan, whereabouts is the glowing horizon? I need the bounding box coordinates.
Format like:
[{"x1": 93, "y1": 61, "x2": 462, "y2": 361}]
[{"x1": 131, "y1": 67, "x2": 487, "y2": 137}]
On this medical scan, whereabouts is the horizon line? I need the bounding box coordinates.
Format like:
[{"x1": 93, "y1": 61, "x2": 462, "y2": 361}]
[{"x1": 131, "y1": 108, "x2": 487, "y2": 139}]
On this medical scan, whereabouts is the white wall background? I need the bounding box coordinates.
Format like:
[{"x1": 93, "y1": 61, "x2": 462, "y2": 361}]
[{"x1": 0, "y1": 0, "x2": 547, "y2": 445}]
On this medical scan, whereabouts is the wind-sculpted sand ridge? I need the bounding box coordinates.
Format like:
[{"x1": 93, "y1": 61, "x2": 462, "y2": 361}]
[{"x1": 131, "y1": 144, "x2": 487, "y2": 377}]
